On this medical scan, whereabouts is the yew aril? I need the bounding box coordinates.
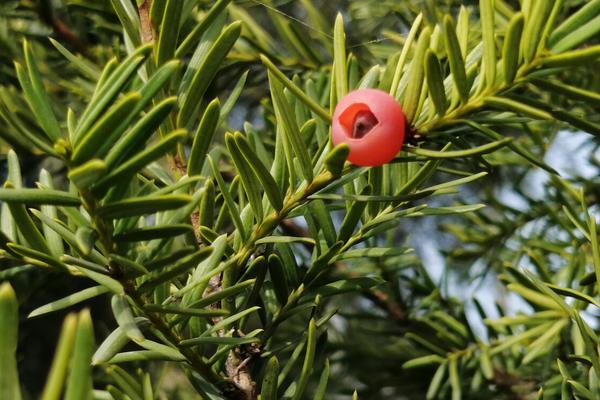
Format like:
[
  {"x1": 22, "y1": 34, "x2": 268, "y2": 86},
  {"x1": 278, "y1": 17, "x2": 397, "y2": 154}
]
[{"x1": 331, "y1": 89, "x2": 406, "y2": 167}]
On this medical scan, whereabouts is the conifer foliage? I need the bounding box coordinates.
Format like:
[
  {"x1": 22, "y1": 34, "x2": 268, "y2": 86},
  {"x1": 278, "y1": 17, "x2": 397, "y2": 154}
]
[{"x1": 1, "y1": 0, "x2": 600, "y2": 398}]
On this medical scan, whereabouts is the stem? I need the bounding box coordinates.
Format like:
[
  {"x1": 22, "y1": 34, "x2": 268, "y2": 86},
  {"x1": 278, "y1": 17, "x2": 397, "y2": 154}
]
[
  {"x1": 416, "y1": 60, "x2": 540, "y2": 134},
  {"x1": 125, "y1": 286, "x2": 228, "y2": 387},
  {"x1": 78, "y1": 189, "x2": 239, "y2": 394},
  {"x1": 138, "y1": 0, "x2": 154, "y2": 44}
]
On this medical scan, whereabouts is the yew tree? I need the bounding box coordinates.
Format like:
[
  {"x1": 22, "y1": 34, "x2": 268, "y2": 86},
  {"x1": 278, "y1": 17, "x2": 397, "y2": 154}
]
[{"x1": 1, "y1": 0, "x2": 600, "y2": 399}]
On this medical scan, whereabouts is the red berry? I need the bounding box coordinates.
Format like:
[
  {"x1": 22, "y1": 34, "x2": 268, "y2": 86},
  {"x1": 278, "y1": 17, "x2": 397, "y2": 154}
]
[{"x1": 331, "y1": 89, "x2": 406, "y2": 167}]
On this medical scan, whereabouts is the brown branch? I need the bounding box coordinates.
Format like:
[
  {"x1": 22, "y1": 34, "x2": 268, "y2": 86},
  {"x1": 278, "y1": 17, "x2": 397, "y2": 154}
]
[
  {"x1": 491, "y1": 368, "x2": 537, "y2": 399},
  {"x1": 37, "y1": 0, "x2": 86, "y2": 54},
  {"x1": 226, "y1": 347, "x2": 257, "y2": 400},
  {"x1": 138, "y1": 0, "x2": 154, "y2": 43},
  {"x1": 363, "y1": 288, "x2": 406, "y2": 321},
  {"x1": 170, "y1": 146, "x2": 257, "y2": 399}
]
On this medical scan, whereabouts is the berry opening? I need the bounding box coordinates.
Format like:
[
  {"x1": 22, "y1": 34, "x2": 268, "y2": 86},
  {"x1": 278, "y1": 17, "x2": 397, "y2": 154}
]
[{"x1": 338, "y1": 103, "x2": 379, "y2": 139}]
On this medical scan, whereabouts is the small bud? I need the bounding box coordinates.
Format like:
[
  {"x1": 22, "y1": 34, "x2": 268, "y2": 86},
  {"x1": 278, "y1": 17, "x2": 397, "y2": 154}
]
[{"x1": 325, "y1": 143, "x2": 350, "y2": 176}]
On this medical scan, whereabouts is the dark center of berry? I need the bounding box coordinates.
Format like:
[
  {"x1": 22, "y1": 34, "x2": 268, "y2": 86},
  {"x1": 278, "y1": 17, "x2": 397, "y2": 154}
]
[
  {"x1": 338, "y1": 103, "x2": 379, "y2": 139},
  {"x1": 352, "y1": 110, "x2": 379, "y2": 138}
]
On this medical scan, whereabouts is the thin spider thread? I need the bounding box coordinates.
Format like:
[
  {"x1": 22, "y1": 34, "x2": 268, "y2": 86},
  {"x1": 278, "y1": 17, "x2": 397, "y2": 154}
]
[
  {"x1": 247, "y1": 0, "x2": 333, "y2": 39},
  {"x1": 348, "y1": 38, "x2": 390, "y2": 48},
  {"x1": 246, "y1": 0, "x2": 391, "y2": 49}
]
